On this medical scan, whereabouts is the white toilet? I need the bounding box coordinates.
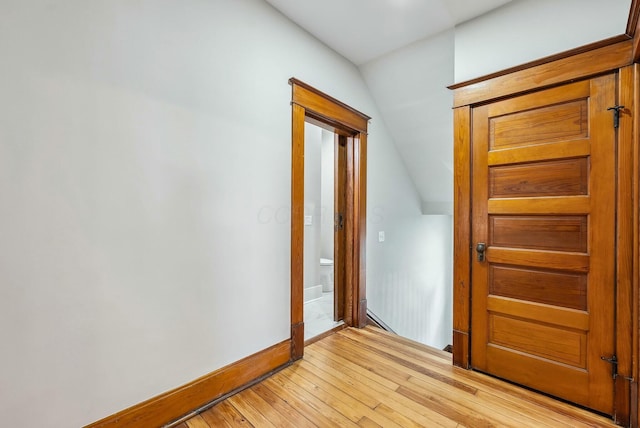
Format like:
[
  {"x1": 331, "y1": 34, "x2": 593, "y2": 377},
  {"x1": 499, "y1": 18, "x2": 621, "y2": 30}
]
[{"x1": 319, "y1": 258, "x2": 334, "y2": 292}]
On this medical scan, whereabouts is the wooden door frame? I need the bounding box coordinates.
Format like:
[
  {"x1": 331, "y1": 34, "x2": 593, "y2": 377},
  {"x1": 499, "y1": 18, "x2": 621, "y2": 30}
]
[
  {"x1": 289, "y1": 78, "x2": 370, "y2": 360},
  {"x1": 334, "y1": 134, "x2": 347, "y2": 322},
  {"x1": 451, "y1": 40, "x2": 638, "y2": 426}
]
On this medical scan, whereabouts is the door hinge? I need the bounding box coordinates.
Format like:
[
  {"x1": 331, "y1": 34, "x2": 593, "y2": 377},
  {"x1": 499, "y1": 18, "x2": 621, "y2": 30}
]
[
  {"x1": 335, "y1": 212, "x2": 344, "y2": 231},
  {"x1": 601, "y1": 355, "x2": 635, "y2": 382},
  {"x1": 607, "y1": 105, "x2": 624, "y2": 128}
]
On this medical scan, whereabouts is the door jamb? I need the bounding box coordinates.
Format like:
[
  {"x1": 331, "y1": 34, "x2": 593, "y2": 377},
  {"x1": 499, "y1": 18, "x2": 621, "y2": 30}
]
[{"x1": 289, "y1": 78, "x2": 370, "y2": 360}]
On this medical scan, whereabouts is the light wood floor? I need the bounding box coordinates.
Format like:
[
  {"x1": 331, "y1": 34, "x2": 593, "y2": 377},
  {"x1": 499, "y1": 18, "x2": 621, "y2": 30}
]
[{"x1": 178, "y1": 326, "x2": 617, "y2": 427}]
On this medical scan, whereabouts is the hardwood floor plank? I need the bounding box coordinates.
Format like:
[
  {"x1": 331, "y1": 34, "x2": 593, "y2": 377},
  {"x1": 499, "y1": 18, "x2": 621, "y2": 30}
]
[
  {"x1": 227, "y1": 393, "x2": 277, "y2": 428},
  {"x1": 373, "y1": 402, "x2": 444, "y2": 428},
  {"x1": 231, "y1": 388, "x2": 295, "y2": 428},
  {"x1": 403, "y1": 376, "x2": 544, "y2": 428},
  {"x1": 250, "y1": 383, "x2": 316, "y2": 428},
  {"x1": 259, "y1": 378, "x2": 339, "y2": 427},
  {"x1": 339, "y1": 329, "x2": 476, "y2": 394},
  {"x1": 397, "y1": 385, "x2": 500, "y2": 428},
  {"x1": 340, "y1": 327, "x2": 613, "y2": 427},
  {"x1": 337, "y1": 334, "x2": 538, "y2": 426},
  {"x1": 198, "y1": 406, "x2": 233, "y2": 428},
  {"x1": 360, "y1": 326, "x2": 452, "y2": 360},
  {"x1": 357, "y1": 416, "x2": 382, "y2": 427},
  {"x1": 329, "y1": 333, "x2": 479, "y2": 398},
  {"x1": 278, "y1": 370, "x2": 370, "y2": 427},
  {"x1": 184, "y1": 415, "x2": 210, "y2": 428},
  {"x1": 307, "y1": 341, "x2": 400, "y2": 390},
  {"x1": 212, "y1": 400, "x2": 254, "y2": 427},
  {"x1": 182, "y1": 328, "x2": 617, "y2": 428},
  {"x1": 297, "y1": 359, "x2": 381, "y2": 408},
  {"x1": 312, "y1": 336, "x2": 540, "y2": 427},
  {"x1": 340, "y1": 331, "x2": 566, "y2": 427},
  {"x1": 290, "y1": 363, "x2": 405, "y2": 428},
  {"x1": 353, "y1": 326, "x2": 455, "y2": 366},
  {"x1": 332, "y1": 339, "x2": 506, "y2": 426},
  {"x1": 317, "y1": 334, "x2": 411, "y2": 384},
  {"x1": 303, "y1": 348, "x2": 458, "y2": 427}
]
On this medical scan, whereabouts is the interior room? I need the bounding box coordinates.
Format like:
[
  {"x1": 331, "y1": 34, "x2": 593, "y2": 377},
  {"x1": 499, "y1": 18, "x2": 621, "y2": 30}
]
[{"x1": 0, "y1": 0, "x2": 636, "y2": 427}]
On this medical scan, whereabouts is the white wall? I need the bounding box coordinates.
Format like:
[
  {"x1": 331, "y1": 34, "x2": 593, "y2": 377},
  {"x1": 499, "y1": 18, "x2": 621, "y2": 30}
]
[
  {"x1": 320, "y1": 130, "x2": 335, "y2": 261},
  {"x1": 360, "y1": 29, "x2": 455, "y2": 209},
  {"x1": 303, "y1": 123, "x2": 322, "y2": 294},
  {"x1": 360, "y1": 30, "x2": 454, "y2": 349},
  {"x1": 0, "y1": 0, "x2": 427, "y2": 426},
  {"x1": 455, "y1": 0, "x2": 631, "y2": 83},
  {"x1": 367, "y1": 215, "x2": 453, "y2": 349}
]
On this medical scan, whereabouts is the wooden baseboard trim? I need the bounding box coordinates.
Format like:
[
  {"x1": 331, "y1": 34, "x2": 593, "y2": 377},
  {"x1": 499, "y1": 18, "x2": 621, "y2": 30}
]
[{"x1": 85, "y1": 339, "x2": 292, "y2": 428}]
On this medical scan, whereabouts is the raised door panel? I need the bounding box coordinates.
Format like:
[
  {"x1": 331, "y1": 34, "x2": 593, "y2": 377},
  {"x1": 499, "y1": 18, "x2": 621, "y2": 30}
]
[{"x1": 471, "y1": 76, "x2": 616, "y2": 414}]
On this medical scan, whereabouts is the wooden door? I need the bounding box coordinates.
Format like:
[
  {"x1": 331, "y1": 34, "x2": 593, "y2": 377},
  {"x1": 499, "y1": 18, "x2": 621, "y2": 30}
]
[{"x1": 470, "y1": 74, "x2": 617, "y2": 414}]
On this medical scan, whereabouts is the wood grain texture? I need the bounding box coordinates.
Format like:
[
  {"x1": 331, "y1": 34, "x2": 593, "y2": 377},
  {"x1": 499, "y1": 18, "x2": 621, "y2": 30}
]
[
  {"x1": 471, "y1": 74, "x2": 616, "y2": 415},
  {"x1": 490, "y1": 265, "x2": 586, "y2": 310},
  {"x1": 633, "y1": 63, "x2": 640, "y2": 428},
  {"x1": 291, "y1": 102, "x2": 305, "y2": 329},
  {"x1": 453, "y1": 29, "x2": 638, "y2": 423},
  {"x1": 489, "y1": 100, "x2": 588, "y2": 149},
  {"x1": 345, "y1": 135, "x2": 355, "y2": 327},
  {"x1": 489, "y1": 314, "x2": 587, "y2": 367},
  {"x1": 615, "y1": 64, "x2": 635, "y2": 427},
  {"x1": 291, "y1": 322, "x2": 304, "y2": 361},
  {"x1": 631, "y1": 0, "x2": 640, "y2": 61},
  {"x1": 489, "y1": 158, "x2": 588, "y2": 198},
  {"x1": 452, "y1": 106, "x2": 471, "y2": 368},
  {"x1": 449, "y1": 35, "x2": 631, "y2": 93},
  {"x1": 487, "y1": 296, "x2": 588, "y2": 331},
  {"x1": 488, "y1": 247, "x2": 589, "y2": 272},
  {"x1": 586, "y1": 74, "x2": 618, "y2": 414},
  {"x1": 470, "y1": 104, "x2": 490, "y2": 372},
  {"x1": 85, "y1": 340, "x2": 291, "y2": 428},
  {"x1": 627, "y1": 0, "x2": 640, "y2": 36},
  {"x1": 183, "y1": 327, "x2": 617, "y2": 428},
  {"x1": 488, "y1": 195, "x2": 590, "y2": 215},
  {"x1": 488, "y1": 139, "x2": 590, "y2": 166},
  {"x1": 289, "y1": 78, "x2": 369, "y2": 345},
  {"x1": 452, "y1": 330, "x2": 469, "y2": 368},
  {"x1": 356, "y1": 132, "x2": 368, "y2": 328},
  {"x1": 335, "y1": 135, "x2": 347, "y2": 321},
  {"x1": 290, "y1": 78, "x2": 370, "y2": 133},
  {"x1": 452, "y1": 39, "x2": 633, "y2": 108},
  {"x1": 490, "y1": 215, "x2": 587, "y2": 252}
]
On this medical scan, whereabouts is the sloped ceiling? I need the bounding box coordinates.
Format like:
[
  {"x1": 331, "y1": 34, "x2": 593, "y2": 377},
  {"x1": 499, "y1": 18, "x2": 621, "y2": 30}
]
[
  {"x1": 264, "y1": 0, "x2": 512, "y2": 213},
  {"x1": 264, "y1": 0, "x2": 512, "y2": 65},
  {"x1": 264, "y1": 0, "x2": 632, "y2": 214}
]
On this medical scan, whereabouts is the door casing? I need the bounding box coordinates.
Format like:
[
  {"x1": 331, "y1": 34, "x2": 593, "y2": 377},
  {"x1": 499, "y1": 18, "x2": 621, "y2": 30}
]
[{"x1": 289, "y1": 78, "x2": 369, "y2": 360}]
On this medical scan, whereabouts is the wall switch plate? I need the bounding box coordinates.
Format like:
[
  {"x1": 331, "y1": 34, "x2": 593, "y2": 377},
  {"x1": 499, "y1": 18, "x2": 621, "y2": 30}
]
[
  {"x1": 304, "y1": 215, "x2": 313, "y2": 226},
  {"x1": 378, "y1": 231, "x2": 385, "y2": 242}
]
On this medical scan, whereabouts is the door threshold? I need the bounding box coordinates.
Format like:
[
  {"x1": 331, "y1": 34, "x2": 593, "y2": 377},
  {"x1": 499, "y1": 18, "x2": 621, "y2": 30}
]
[{"x1": 304, "y1": 322, "x2": 345, "y2": 346}]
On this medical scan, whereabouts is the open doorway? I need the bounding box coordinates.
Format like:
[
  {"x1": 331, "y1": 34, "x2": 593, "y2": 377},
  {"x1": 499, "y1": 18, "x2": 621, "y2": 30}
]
[
  {"x1": 302, "y1": 123, "x2": 342, "y2": 340},
  {"x1": 289, "y1": 78, "x2": 370, "y2": 359}
]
